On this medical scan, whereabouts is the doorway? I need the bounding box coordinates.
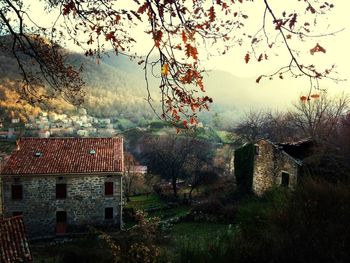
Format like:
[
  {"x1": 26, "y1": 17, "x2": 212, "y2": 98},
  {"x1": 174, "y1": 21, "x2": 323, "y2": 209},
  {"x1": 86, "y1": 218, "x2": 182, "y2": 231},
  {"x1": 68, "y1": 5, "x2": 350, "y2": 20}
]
[{"x1": 56, "y1": 211, "x2": 67, "y2": 235}]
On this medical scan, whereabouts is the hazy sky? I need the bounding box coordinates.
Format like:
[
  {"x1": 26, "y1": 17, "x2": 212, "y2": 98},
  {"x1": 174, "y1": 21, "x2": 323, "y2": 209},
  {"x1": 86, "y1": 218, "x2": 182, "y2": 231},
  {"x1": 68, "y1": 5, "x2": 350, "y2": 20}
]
[{"x1": 24, "y1": 0, "x2": 350, "y2": 100}]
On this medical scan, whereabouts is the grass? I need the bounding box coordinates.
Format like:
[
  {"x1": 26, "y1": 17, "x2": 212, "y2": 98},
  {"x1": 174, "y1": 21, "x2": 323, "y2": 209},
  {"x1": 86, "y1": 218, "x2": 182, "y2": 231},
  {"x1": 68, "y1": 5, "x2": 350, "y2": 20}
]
[
  {"x1": 160, "y1": 222, "x2": 236, "y2": 263},
  {"x1": 216, "y1": 130, "x2": 234, "y2": 144},
  {"x1": 125, "y1": 194, "x2": 191, "y2": 220},
  {"x1": 125, "y1": 194, "x2": 166, "y2": 211},
  {"x1": 171, "y1": 222, "x2": 233, "y2": 242},
  {"x1": 150, "y1": 205, "x2": 190, "y2": 219}
]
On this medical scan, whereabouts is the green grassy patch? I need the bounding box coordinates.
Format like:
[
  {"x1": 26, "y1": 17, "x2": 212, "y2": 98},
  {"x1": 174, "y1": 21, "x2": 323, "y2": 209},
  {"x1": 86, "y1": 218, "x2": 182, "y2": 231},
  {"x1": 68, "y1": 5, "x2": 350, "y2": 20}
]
[
  {"x1": 215, "y1": 130, "x2": 234, "y2": 144},
  {"x1": 126, "y1": 194, "x2": 166, "y2": 211},
  {"x1": 125, "y1": 194, "x2": 190, "y2": 220},
  {"x1": 115, "y1": 118, "x2": 136, "y2": 130},
  {"x1": 171, "y1": 222, "x2": 233, "y2": 242},
  {"x1": 150, "y1": 205, "x2": 190, "y2": 220},
  {"x1": 160, "y1": 222, "x2": 237, "y2": 263}
]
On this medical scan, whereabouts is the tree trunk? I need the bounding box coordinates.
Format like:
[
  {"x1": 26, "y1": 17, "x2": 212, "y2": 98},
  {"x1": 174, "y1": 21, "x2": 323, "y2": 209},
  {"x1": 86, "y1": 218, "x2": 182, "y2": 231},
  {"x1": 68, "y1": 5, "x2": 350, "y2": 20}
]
[
  {"x1": 172, "y1": 177, "x2": 178, "y2": 198},
  {"x1": 189, "y1": 186, "x2": 195, "y2": 200}
]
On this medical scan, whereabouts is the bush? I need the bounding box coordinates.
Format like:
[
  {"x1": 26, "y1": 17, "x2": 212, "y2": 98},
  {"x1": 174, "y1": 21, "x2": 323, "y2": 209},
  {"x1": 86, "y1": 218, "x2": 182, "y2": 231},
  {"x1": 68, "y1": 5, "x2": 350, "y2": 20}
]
[
  {"x1": 162, "y1": 225, "x2": 236, "y2": 263},
  {"x1": 187, "y1": 199, "x2": 237, "y2": 223},
  {"x1": 232, "y1": 179, "x2": 350, "y2": 263},
  {"x1": 59, "y1": 247, "x2": 114, "y2": 263},
  {"x1": 123, "y1": 207, "x2": 136, "y2": 222},
  {"x1": 192, "y1": 199, "x2": 224, "y2": 215}
]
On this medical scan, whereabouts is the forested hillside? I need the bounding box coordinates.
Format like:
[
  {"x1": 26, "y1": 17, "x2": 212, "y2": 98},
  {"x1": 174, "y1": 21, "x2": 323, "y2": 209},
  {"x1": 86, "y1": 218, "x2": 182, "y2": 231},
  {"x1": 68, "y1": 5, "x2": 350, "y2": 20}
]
[
  {"x1": 0, "y1": 38, "x2": 156, "y2": 124},
  {"x1": 2, "y1": 38, "x2": 346, "y2": 129}
]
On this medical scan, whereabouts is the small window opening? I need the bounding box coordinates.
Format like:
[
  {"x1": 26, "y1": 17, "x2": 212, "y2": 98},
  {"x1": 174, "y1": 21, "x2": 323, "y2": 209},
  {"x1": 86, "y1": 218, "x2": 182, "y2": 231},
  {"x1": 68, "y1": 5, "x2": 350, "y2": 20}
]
[
  {"x1": 105, "y1": 182, "x2": 114, "y2": 196},
  {"x1": 34, "y1": 151, "x2": 43, "y2": 157},
  {"x1": 105, "y1": 207, "x2": 113, "y2": 220},
  {"x1": 254, "y1": 145, "x2": 260, "y2": 155},
  {"x1": 281, "y1": 172, "x2": 290, "y2": 187},
  {"x1": 11, "y1": 185, "x2": 23, "y2": 200},
  {"x1": 56, "y1": 184, "x2": 67, "y2": 199}
]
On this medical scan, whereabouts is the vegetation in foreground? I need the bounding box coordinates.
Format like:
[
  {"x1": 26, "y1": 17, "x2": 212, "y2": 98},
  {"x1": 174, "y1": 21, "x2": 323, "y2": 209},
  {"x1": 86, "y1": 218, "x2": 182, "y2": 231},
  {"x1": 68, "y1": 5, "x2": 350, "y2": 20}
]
[{"x1": 31, "y1": 177, "x2": 350, "y2": 263}]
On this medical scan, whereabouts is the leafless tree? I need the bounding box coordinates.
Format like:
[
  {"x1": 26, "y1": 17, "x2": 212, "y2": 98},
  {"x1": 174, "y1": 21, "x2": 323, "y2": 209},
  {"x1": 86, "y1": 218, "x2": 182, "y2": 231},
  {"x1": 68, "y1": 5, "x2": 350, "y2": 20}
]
[
  {"x1": 233, "y1": 109, "x2": 268, "y2": 142},
  {"x1": 123, "y1": 152, "x2": 139, "y2": 201},
  {"x1": 291, "y1": 92, "x2": 349, "y2": 141},
  {"x1": 143, "y1": 132, "x2": 196, "y2": 198}
]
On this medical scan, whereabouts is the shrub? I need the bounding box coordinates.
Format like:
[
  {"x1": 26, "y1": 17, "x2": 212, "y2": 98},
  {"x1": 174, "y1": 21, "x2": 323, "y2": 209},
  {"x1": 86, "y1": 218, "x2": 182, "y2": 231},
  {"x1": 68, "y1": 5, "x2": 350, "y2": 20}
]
[
  {"x1": 192, "y1": 199, "x2": 224, "y2": 215},
  {"x1": 168, "y1": 225, "x2": 236, "y2": 263},
  {"x1": 232, "y1": 179, "x2": 350, "y2": 263}
]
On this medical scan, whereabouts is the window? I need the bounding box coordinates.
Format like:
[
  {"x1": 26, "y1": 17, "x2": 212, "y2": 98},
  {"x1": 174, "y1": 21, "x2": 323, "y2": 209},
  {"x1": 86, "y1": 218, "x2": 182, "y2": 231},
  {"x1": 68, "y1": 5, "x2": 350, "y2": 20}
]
[
  {"x1": 254, "y1": 145, "x2": 260, "y2": 155},
  {"x1": 11, "y1": 185, "x2": 23, "y2": 200},
  {"x1": 281, "y1": 172, "x2": 290, "y2": 187},
  {"x1": 56, "y1": 211, "x2": 67, "y2": 223},
  {"x1": 12, "y1": 211, "x2": 23, "y2": 216},
  {"x1": 34, "y1": 151, "x2": 43, "y2": 157},
  {"x1": 56, "y1": 184, "x2": 67, "y2": 199},
  {"x1": 105, "y1": 207, "x2": 113, "y2": 220},
  {"x1": 105, "y1": 182, "x2": 114, "y2": 196}
]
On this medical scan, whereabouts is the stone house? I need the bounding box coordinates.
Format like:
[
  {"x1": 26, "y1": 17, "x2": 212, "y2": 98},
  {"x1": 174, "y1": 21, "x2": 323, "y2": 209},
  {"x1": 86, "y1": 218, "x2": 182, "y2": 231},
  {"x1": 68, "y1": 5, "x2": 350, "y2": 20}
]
[
  {"x1": 0, "y1": 137, "x2": 124, "y2": 238},
  {"x1": 234, "y1": 139, "x2": 312, "y2": 196}
]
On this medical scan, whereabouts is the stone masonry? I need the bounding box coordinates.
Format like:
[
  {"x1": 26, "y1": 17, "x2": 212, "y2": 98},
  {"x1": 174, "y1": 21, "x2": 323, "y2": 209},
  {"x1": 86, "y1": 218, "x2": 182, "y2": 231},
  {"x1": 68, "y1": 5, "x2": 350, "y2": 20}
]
[
  {"x1": 2, "y1": 173, "x2": 122, "y2": 237},
  {"x1": 252, "y1": 140, "x2": 300, "y2": 196},
  {"x1": 0, "y1": 137, "x2": 124, "y2": 238}
]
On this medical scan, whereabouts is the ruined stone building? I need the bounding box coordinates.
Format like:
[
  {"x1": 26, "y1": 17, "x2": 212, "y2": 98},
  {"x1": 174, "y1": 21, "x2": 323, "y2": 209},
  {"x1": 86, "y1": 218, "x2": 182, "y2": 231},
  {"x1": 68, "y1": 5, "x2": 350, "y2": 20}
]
[
  {"x1": 234, "y1": 139, "x2": 313, "y2": 196},
  {"x1": 0, "y1": 137, "x2": 124, "y2": 238}
]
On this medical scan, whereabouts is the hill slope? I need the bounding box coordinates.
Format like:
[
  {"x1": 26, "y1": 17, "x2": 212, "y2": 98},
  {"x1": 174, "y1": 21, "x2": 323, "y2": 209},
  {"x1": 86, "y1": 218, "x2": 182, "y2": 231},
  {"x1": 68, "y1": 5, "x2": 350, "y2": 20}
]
[{"x1": 0, "y1": 42, "x2": 315, "y2": 128}]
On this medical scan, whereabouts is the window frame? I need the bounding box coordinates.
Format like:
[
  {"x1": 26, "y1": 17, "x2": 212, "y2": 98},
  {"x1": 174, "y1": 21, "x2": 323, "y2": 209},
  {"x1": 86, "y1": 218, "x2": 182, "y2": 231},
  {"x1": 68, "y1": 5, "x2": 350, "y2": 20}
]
[
  {"x1": 254, "y1": 145, "x2": 260, "y2": 155},
  {"x1": 56, "y1": 183, "x2": 67, "y2": 199},
  {"x1": 11, "y1": 184, "x2": 23, "y2": 200},
  {"x1": 105, "y1": 207, "x2": 113, "y2": 220},
  {"x1": 104, "y1": 181, "x2": 114, "y2": 196},
  {"x1": 281, "y1": 172, "x2": 290, "y2": 187}
]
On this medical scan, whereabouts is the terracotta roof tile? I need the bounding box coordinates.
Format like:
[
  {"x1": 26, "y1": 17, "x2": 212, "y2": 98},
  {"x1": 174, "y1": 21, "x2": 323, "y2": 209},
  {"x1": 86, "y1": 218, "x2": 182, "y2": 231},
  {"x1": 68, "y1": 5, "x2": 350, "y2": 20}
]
[
  {"x1": 0, "y1": 137, "x2": 124, "y2": 175},
  {"x1": 0, "y1": 216, "x2": 32, "y2": 263}
]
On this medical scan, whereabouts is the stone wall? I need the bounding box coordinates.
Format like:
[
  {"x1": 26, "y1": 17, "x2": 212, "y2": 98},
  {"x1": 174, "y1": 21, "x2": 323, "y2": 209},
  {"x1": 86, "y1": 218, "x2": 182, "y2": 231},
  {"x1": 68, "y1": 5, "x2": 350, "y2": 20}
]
[
  {"x1": 0, "y1": 176, "x2": 2, "y2": 216},
  {"x1": 252, "y1": 140, "x2": 299, "y2": 196},
  {"x1": 2, "y1": 173, "x2": 122, "y2": 237}
]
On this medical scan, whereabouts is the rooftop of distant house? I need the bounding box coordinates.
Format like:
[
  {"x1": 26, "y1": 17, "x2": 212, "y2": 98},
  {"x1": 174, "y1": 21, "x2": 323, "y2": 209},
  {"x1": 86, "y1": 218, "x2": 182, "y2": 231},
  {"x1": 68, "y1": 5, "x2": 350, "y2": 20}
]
[
  {"x1": 0, "y1": 215, "x2": 32, "y2": 263},
  {"x1": 0, "y1": 137, "x2": 124, "y2": 175},
  {"x1": 127, "y1": 165, "x2": 148, "y2": 174}
]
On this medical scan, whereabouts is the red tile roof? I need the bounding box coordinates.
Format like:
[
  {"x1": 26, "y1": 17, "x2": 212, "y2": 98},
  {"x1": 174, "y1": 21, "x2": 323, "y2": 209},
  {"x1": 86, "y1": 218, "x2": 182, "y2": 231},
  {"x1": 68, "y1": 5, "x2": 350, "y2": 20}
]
[
  {"x1": 0, "y1": 216, "x2": 32, "y2": 263},
  {"x1": 0, "y1": 137, "x2": 123, "y2": 175}
]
